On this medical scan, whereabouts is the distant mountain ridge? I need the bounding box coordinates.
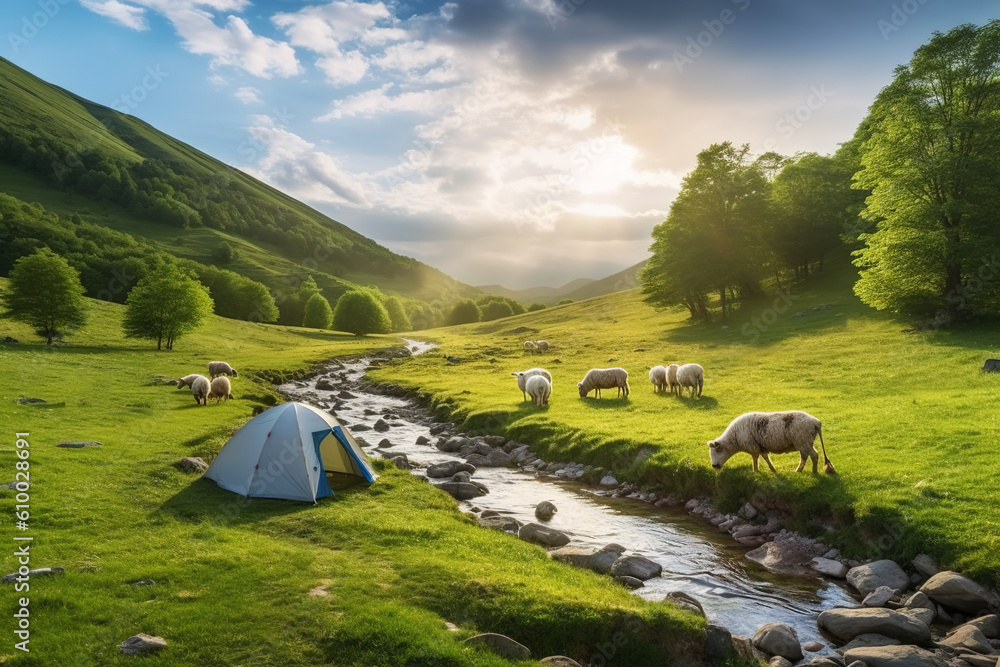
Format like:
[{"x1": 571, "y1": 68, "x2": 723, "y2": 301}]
[{"x1": 478, "y1": 259, "x2": 648, "y2": 305}]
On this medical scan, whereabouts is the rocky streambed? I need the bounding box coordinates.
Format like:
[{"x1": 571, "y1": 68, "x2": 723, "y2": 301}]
[{"x1": 277, "y1": 341, "x2": 1000, "y2": 667}]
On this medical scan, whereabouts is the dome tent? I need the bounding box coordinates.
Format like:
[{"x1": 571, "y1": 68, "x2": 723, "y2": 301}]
[{"x1": 204, "y1": 402, "x2": 377, "y2": 502}]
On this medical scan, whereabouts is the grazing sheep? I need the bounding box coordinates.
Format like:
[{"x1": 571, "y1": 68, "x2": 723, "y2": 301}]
[
  {"x1": 577, "y1": 367, "x2": 630, "y2": 399},
  {"x1": 526, "y1": 374, "x2": 552, "y2": 406},
  {"x1": 178, "y1": 374, "x2": 210, "y2": 405},
  {"x1": 666, "y1": 364, "x2": 680, "y2": 396},
  {"x1": 523, "y1": 340, "x2": 538, "y2": 352},
  {"x1": 207, "y1": 376, "x2": 233, "y2": 404},
  {"x1": 512, "y1": 368, "x2": 553, "y2": 401},
  {"x1": 675, "y1": 363, "x2": 704, "y2": 398},
  {"x1": 208, "y1": 361, "x2": 238, "y2": 379},
  {"x1": 535, "y1": 340, "x2": 550, "y2": 352},
  {"x1": 648, "y1": 365, "x2": 668, "y2": 393},
  {"x1": 708, "y1": 410, "x2": 836, "y2": 474}
]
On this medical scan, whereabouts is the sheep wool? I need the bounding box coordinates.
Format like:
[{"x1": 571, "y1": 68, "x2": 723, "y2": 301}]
[
  {"x1": 675, "y1": 363, "x2": 704, "y2": 398},
  {"x1": 577, "y1": 367, "x2": 629, "y2": 399},
  {"x1": 666, "y1": 364, "x2": 680, "y2": 396},
  {"x1": 208, "y1": 361, "x2": 238, "y2": 379},
  {"x1": 525, "y1": 374, "x2": 551, "y2": 407},
  {"x1": 512, "y1": 368, "x2": 553, "y2": 401},
  {"x1": 708, "y1": 410, "x2": 836, "y2": 474},
  {"x1": 207, "y1": 376, "x2": 233, "y2": 404},
  {"x1": 648, "y1": 365, "x2": 668, "y2": 393}
]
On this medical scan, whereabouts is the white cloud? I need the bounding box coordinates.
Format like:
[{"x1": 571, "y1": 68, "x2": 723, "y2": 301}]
[
  {"x1": 234, "y1": 86, "x2": 262, "y2": 104},
  {"x1": 79, "y1": 0, "x2": 148, "y2": 30},
  {"x1": 317, "y1": 83, "x2": 448, "y2": 120}
]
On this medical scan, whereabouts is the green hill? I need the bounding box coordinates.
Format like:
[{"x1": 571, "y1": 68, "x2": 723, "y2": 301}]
[{"x1": 0, "y1": 56, "x2": 477, "y2": 310}]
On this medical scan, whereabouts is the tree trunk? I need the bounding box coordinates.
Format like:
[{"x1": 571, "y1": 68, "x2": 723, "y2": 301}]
[
  {"x1": 719, "y1": 286, "x2": 727, "y2": 322},
  {"x1": 774, "y1": 268, "x2": 783, "y2": 291},
  {"x1": 943, "y1": 261, "x2": 964, "y2": 321},
  {"x1": 157, "y1": 334, "x2": 162, "y2": 350}
]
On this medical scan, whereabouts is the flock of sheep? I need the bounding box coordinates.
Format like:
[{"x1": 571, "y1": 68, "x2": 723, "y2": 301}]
[
  {"x1": 175, "y1": 361, "x2": 237, "y2": 405},
  {"x1": 511, "y1": 342, "x2": 835, "y2": 475}
]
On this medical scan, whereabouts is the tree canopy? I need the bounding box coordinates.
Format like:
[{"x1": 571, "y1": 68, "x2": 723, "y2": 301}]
[
  {"x1": 302, "y1": 292, "x2": 333, "y2": 329},
  {"x1": 331, "y1": 290, "x2": 392, "y2": 337},
  {"x1": 1, "y1": 247, "x2": 88, "y2": 344},
  {"x1": 382, "y1": 295, "x2": 411, "y2": 332},
  {"x1": 122, "y1": 265, "x2": 214, "y2": 349},
  {"x1": 446, "y1": 299, "x2": 481, "y2": 326}
]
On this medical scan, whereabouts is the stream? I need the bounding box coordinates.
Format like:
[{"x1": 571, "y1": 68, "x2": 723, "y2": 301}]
[{"x1": 277, "y1": 339, "x2": 857, "y2": 651}]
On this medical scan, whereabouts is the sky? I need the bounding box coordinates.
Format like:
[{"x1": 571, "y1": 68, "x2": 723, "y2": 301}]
[{"x1": 1, "y1": 1, "x2": 998, "y2": 289}]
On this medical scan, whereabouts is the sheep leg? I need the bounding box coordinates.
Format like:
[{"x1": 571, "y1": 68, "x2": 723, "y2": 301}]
[
  {"x1": 751, "y1": 454, "x2": 759, "y2": 472},
  {"x1": 810, "y1": 448, "x2": 819, "y2": 474},
  {"x1": 796, "y1": 452, "x2": 807, "y2": 473},
  {"x1": 760, "y1": 452, "x2": 778, "y2": 473}
]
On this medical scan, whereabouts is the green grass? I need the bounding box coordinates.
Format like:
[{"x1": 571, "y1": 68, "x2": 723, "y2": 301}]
[
  {"x1": 0, "y1": 281, "x2": 702, "y2": 666},
  {"x1": 369, "y1": 257, "x2": 1000, "y2": 587}
]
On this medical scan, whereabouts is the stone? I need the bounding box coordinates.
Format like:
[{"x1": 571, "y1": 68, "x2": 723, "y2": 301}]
[
  {"x1": 922, "y1": 572, "x2": 994, "y2": 614},
  {"x1": 377, "y1": 438, "x2": 394, "y2": 448},
  {"x1": 436, "y1": 436, "x2": 470, "y2": 453},
  {"x1": 57, "y1": 441, "x2": 102, "y2": 448},
  {"x1": 937, "y1": 625, "x2": 993, "y2": 654},
  {"x1": 350, "y1": 424, "x2": 372, "y2": 432},
  {"x1": 614, "y1": 575, "x2": 644, "y2": 589},
  {"x1": 740, "y1": 502, "x2": 760, "y2": 520},
  {"x1": 838, "y1": 634, "x2": 903, "y2": 653},
  {"x1": 817, "y1": 608, "x2": 932, "y2": 644},
  {"x1": 425, "y1": 461, "x2": 476, "y2": 478},
  {"x1": 463, "y1": 633, "x2": 531, "y2": 660},
  {"x1": 901, "y1": 607, "x2": 936, "y2": 627},
  {"x1": 540, "y1": 657, "x2": 582, "y2": 667},
  {"x1": 600, "y1": 543, "x2": 627, "y2": 554},
  {"x1": 664, "y1": 591, "x2": 705, "y2": 617},
  {"x1": 609, "y1": 555, "x2": 662, "y2": 581},
  {"x1": 753, "y1": 622, "x2": 804, "y2": 662},
  {"x1": 1, "y1": 566, "x2": 65, "y2": 584},
  {"x1": 848, "y1": 560, "x2": 911, "y2": 596},
  {"x1": 432, "y1": 481, "x2": 487, "y2": 500},
  {"x1": 549, "y1": 547, "x2": 619, "y2": 574},
  {"x1": 450, "y1": 471, "x2": 471, "y2": 482},
  {"x1": 953, "y1": 656, "x2": 996, "y2": 667},
  {"x1": 866, "y1": 587, "x2": 899, "y2": 608},
  {"x1": 336, "y1": 390, "x2": 356, "y2": 399},
  {"x1": 372, "y1": 419, "x2": 390, "y2": 432},
  {"x1": 804, "y1": 642, "x2": 825, "y2": 652},
  {"x1": 315, "y1": 378, "x2": 336, "y2": 390},
  {"x1": 770, "y1": 657, "x2": 794, "y2": 667},
  {"x1": 484, "y1": 449, "x2": 512, "y2": 467},
  {"x1": 950, "y1": 615, "x2": 1000, "y2": 640},
  {"x1": 118, "y1": 634, "x2": 167, "y2": 655},
  {"x1": 732, "y1": 634, "x2": 770, "y2": 663},
  {"x1": 913, "y1": 555, "x2": 940, "y2": 578},
  {"x1": 128, "y1": 579, "x2": 155, "y2": 587},
  {"x1": 478, "y1": 516, "x2": 522, "y2": 532},
  {"x1": 535, "y1": 501, "x2": 557, "y2": 521},
  {"x1": 802, "y1": 659, "x2": 845, "y2": 667},
  {"x1": 982, "y1": 359, "x2": 1000, "y2": 373},
  {"x1": 517, "y1": 523, "x2": 570, "y2": 548},
  {"x1": 813, "y1": 557, "x2": 850, "y2": 579},
  {"x1": 173, "y1": 456, "x2": 208, "y2": 473},
  {"x1": 704, "y1": 624, "x2": 735, "y2": 662},
  {"x1": 483, "y1": 435, "x2": 506, "y2": 447},
  {"x1": 415, "y1": 435, "x2": 430, "y2": 445},
  {"x1": 599, "y1": 475, "x2": 618, "y2": 486},
  {"x1": 843, "y1": 645, "x2": 946, "y2": 667},
  {"x1": 905, "y1": 592, "x2": 938, "y2": 612},
  {"x1": 746, "y1": 533, "x2": 824, "y2": 576}
]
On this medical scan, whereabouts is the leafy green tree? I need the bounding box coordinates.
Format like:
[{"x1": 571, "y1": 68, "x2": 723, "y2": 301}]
[
  {"x1": 302, "y1": 292, "x2": 333, "y2": 329},
  {"x1": 475, "y1": 295, "x2": 525, "y2": 315},
  {"x1": 332, "y1": 290, "x2": 391, "y2": 336},
  {"x1": 122, "y1": 265, "x2": 214, "y2": 349},
  {"x1": 211, "y1": 242, "x2": 237, "y2": 264},
  {"x1": 481, "y1": 299, "x2": 514, "y2": 321},
  {"x1": 642, "y1": 142, "x2": 771, "y2": 322},
  {"x1": 383, "y1": 296, "x2": 411, "y2": 332},
  {"x1": 557, "y1": 299, "x2": 574, "y2": 305},
  {"x1": 527, "y1": 302, "x2": 546, "y2": 312},
  {"x1": 853, "y1": 21, "x2": 1000, "y2": 320},
  {"x1": 1, "y1": 248, "x2": 87, "y2": 344},
  {"x1": 446, "y1": 299, "x2": 481, "y2": 325}
]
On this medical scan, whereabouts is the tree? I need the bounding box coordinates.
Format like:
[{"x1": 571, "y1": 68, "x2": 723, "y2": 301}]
[
  {"x1": 641, "y1": 142, "x2": 771, "y2": 322},
  {"x1": 481, "y1": 299, "x2": 514, "y2": 321},
  {"x1": 122, "y1": 265, "x2": 214, "y2": 349},
  {"x1": 382, "y1": 296, "x2": 411, "y2": 332},
  {"x1": 446, "y1": 299, "x2": 481, "y2": 325},
  {"x1": 527, "y1": 302, "x2": 546, "y2": 312},
  {"x1": 853, "y1": 21, "x2": 1000, "y2": 320},
  {"x1": 1, "y1": 248, "x2": 87, "y2": 344},
  {"x1": 211, "y1": 241, "x2": 237, "y2": 264},
  {"x1": 331, "y1": 290, "x2": 391, "y2": 336},
  {"x1": 302, "y1": 292, "x2": 333, "y2": 329}
]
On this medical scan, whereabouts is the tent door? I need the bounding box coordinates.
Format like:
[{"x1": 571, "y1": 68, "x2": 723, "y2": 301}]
[{"x1": 313, "y1": 436, "x2": 334, "y2": 499}]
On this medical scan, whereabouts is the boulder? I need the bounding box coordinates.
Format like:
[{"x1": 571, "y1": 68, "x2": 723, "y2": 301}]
[
  {"x1": 614, "y1": 575, "x2": 644, "y2": 589},
  {"x1": 982, "y1": 359, "x2": 1000, "y2": 373},
  {"x1": 904, "y1": 592, "x2": 938, "y2": 612},
  {"x1": 610, "y1": 555, "x2": 662, "y2": 581},
  {"x1": 813, "y1": 557, "x2": 850, "y2": 579},
  {"x1": 937, "y1": 625, "x2": 993, "y2": 654},
  {"x1": 451, "y1": 471, "x2": 471, "y2": 482},
  {"x1": 173, "y1": 456, "x2": 208, "y2": 473},
  {"x1": 663, "y1": 591, "x2": 705, "y2": 617},
  {"x1": 804, "y1": 642, "x2": 825, "y2": 652},
  {"x1": 478, "y1": 515, "x2": 522, "y2": 532},
  {"x1": 518, "y1": 523, "x2": 571, "y2": 548},
  {"x1": 433, "y1": 481, "x2": 487, "y2": 500},
  {"x1": 731, "y1": 634, "x2": 770, "y2": 663},
  {"x1": 391, "y1": 456, "x2": 410, "y2": 470},
  {"x1": 921, "y1": 572, "x2": 994, "y2": 614},
  {"x1": 901, "y1": 607, "x2": 936, "y2": 627},
  {"x1": 953, "y1": 655, "x2": 997, "y2": 667},
  {"x1": 848, "y1": 560, "x2": 910, "y2": 596},
  {"x1": 463, "y1": 633, "x2": 531, "y2": 660},
  {"x1": 769, "y1": 658, "x2": 794, "y2": 667},
  {"x1": 484, "y1": 449, "x2": 512, "y2": 467},
  {"x1": 865, "y1": 586, "x2": 898, "y2": 608},
  {"x1": 535, "y1": 501, "x2": 557, "y2": 521},
  {"x1": 540, "y1": 657, "x2": 582, "y2": 667},
  {"x1": 118, "y1": 634, "x2": 167, "y2": 655},
  {"x1": 843, "y1": 645, "x2": 946, "y2": 667},
  {"x1": 437, "y1": 436, "x2": 471, "y2": 453},
  {"x1": 817, "y1": 608, "x2": 932, "y2": 644},
  {"x1": 373, "y1": 419, "x2": 390, "y2": 432},
  {"x1": 950, "y1": 615, "x2": 1000, "y2": 640},
  {"x1": 838, "y1": 634, "x2": 903, "y2": 653},
  {"x1": 315, "y1": 378, "x2": 335, "y2": 390},
  {"x1": 753, "y1": 623, "x2": 804, "y2": 662},
  {"x1": 425, "y1": 461, "x2": 476, "y2": 478},
  {"x1": 599, "y1": 475, "x2": 618, "y2": 486},
  {"x1": 746, "y1": 533, "x2": 823, "y2": 576},
  {"x1": 704, "y1": 624, "x2": 735, "y2": 662},
  {"x1": 415, "y1": 435, "x2": 430, "y2": 445},
  {"x1": 549, "y1": 546, "x2": 619, "y2": 574},
  {"x1": 912, "y1": 555, "x2": 940, "y2": 578}
]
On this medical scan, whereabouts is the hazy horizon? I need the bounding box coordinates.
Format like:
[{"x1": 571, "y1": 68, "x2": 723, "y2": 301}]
[{"x1": 2, "y1": 0, "x2": 997, "y2": 288}]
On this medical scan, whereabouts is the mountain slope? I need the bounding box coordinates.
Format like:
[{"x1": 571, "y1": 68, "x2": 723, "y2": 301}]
[
  {"x1": 477, "y1": 259, "x2": 648, "y2": 305},
  {"x1": 0, "y1": 56, "x2": 476, "y2": 305}
]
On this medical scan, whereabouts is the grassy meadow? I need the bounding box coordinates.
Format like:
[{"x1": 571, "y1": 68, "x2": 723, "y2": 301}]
[
  {"x1": 0, "y1": 280, "x2": 703, "y2": 666},
  {"x1": 369, "y1": 258, "x2": 1000, "y2": 586}
]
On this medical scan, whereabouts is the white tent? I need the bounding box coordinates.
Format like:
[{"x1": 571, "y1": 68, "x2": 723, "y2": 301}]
[{"x1": 204, "y1": 402, "x2": 377, "y2": 502}]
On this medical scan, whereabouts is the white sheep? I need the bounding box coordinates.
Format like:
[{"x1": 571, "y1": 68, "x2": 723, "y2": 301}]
[
  {"x1": 577, "y1": 367, "x2": 630, "y2": 399},
  {"x1": 522, "y1": 340, "x2": 538, "y2": 352},
  {"x1": 648, "y1": 365, "x2": 668, "y2": 393},
  {"x1": 526, "y1": 374, "x2": 552, "y2": 406},
  {"x1": 708, "y1": 410, "x2": 836, "y2": 474},
  {"x1": 177, "y1": 374, "x2": 210, "y2": 405},
  {"x1": 208, "y1": 361, "x2": 238, "y2": 379},
  {"x1": 535, "y1": 340, "x2": 550, "y2": 352},
  {"x1": 512, "y1": 368, "x2": 553, "y2": 401},
  {"x1": 675, "y1": 363, "x2": 704, "y2": 398},
  {"x1": 207, "y1": 376, "x2": 233, "y2": 404},
  {"x1": 666, "y1": 364, "x2": 680, "y2": 396}
]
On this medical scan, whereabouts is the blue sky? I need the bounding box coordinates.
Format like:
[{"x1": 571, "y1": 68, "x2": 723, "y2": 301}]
[{"x1": 2, "y1": 1, "x2": 997, "y2": 288}]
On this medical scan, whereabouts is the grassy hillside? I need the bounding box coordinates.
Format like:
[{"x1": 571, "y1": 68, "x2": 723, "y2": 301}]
[
  {"x1": 370, "y1": 257, "x2": 1000, "y2": 586},
  {"x1": 0, "y1": 280, "x2": 701, "y2": 666},
  {"x1": 0, "y1": 56, "x2": 476, "y2": 305}
]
